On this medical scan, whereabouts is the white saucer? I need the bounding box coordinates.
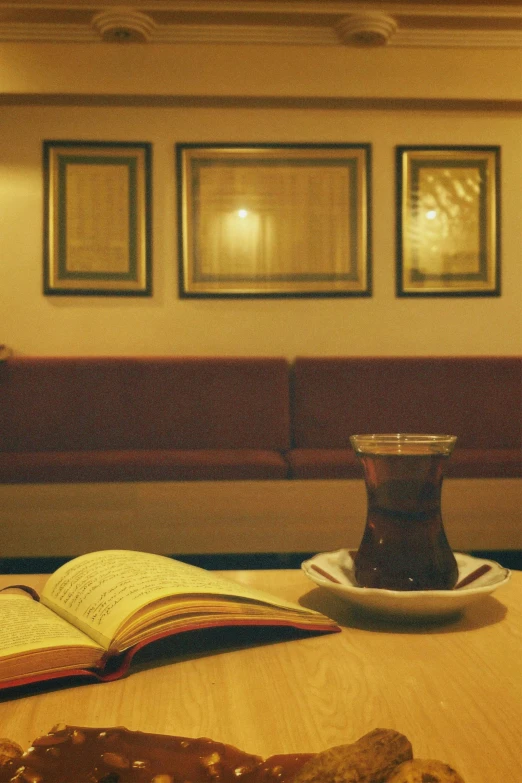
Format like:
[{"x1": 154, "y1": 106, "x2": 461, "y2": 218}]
[{"x1": 302, "y1": 550, "x2": 510, "y2": 620}]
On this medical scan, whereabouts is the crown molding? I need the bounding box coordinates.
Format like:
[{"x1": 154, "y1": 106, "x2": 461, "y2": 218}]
[
  {"x1": 0, "y1": 2, "x2": 520, "y2": 48},
  {"x1": 2, "y1": 93, "x2": 520, "y2": 111}
]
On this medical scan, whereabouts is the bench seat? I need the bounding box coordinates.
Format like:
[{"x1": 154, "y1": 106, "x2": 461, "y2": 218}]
[
  {"x1": 0, "y1": 449, "x2": 289, "y2": 484},
  {"x1": 286, "y1": 447, "x2": 521, "y2": 480}
]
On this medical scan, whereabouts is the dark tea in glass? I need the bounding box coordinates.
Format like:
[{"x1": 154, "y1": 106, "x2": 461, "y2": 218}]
[{"x1": 350, "y1": 434, "x2": 459, "y2": 591}]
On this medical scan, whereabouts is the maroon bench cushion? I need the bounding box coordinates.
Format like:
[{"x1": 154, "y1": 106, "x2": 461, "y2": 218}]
[
  {"x1": 0, "y1": 449, "x2": 289, "y2": 484},
  {"x1": 1, "y1": 355, "x2": 520, "y2": 484},
  {"x1": 0, "y1": 357, "x2": 291, "y2": 452},
  {"x1": 286, "y1": 447, "x2": 521, "y2": 480},
  {"x1": 0, "y1": 356, "x2": 291, "y2": 483},
  {"x1": 289, "y1": 357, "x2": 522, "y2": 479},
  {"x1": 286, "y1": 449, "x2": 360, "y2": 479},
  {"x1": 444, "y1": 447, "x2": 521, "y2": 478}
]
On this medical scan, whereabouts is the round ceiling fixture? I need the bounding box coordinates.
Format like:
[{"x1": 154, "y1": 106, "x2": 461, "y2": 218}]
[
  {"x1": 336, "y1": 12, "x2": 398, "y2": 46},
  {"x1": 91, "y1": 7, "x2": 156, "y2": 43}
]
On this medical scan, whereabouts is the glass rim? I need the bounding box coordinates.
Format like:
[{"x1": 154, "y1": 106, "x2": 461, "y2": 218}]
[{"x1": 350, "y1": 433, "x2": 457, "y2": 455}]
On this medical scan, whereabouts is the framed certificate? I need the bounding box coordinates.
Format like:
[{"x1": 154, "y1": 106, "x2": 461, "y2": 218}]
[
  {"x1": 43, "y1": 141, "x2": 152, "y2": 296},
  {"x1": 396, "y1": 145, "x2": 500, "y2": 297},
  {"x1": 177, "y1": 143, "x2": 371, "y2": 298}
]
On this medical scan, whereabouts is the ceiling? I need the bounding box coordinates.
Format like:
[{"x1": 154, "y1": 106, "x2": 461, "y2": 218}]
[{"x1": 0, "y1": 1, "x2": 520, "y2": 48}]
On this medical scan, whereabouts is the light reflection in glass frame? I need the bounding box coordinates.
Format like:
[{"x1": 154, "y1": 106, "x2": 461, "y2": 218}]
[
  {"x1": 396, "y1": 146, "x2": 500, "y2": 297},
  {"x1": 177, "y1": 143, "x2": 371, "y2": 298}
]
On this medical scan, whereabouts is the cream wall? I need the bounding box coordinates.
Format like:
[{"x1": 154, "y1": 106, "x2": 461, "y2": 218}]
[
  {"x1": 1, "y1": 42, "x2": 521, "y2": 358},
  {"x1": 1, "y1": 42, "x2": 521, "y2": 558}
]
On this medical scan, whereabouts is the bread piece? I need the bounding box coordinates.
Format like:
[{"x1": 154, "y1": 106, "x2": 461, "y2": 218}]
[
  {"x1": 385, "y1": 758, "x2": 465, "y2": 783},
  {"x1": 292, "y1": 728, "x2": 413, "y2": 783}
]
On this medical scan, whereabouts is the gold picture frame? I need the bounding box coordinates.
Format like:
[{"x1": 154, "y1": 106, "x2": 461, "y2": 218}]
[
  {"x1": 44, "y1": 141, "x2": 152, "y2": 296},
  {"x1": 396, "y1": 146, "x2": 500, "y2": 297},
  {"x1": 177, "y1": 143, "x2": 371, "y2": 297}
]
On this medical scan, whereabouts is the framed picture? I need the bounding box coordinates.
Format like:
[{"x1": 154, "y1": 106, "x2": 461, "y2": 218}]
[
  {"x1": 177, "y1": 143, "x2": 371, "y2": 297},
  {"x1": 396, "y1": 145, "x2": 500, "y2": 297},
  {"x1": 43, "y1": 141, "x2": 152, "y2": 296}
]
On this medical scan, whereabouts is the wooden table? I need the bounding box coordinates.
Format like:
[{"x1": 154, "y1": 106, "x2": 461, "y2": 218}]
[{"x1": 0, "y1": 569, "x2": 520, "y2": 782}]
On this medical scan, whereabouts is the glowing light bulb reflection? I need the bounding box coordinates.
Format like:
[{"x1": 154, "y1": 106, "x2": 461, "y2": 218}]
[
  {"x1": 237, "y1": 209, "x2": 248, "y2": 219},
  {"x1": 426, "y1": 210, "x2": 437, "y2": 220}
]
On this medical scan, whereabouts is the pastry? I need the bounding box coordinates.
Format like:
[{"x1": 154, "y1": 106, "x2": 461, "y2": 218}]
[
  {"x1": 384, "y1": 758, "x2": 466, "y2": 783},
  {"x1": 292, "y1": 728, "x2": 413, "y2": 783},
  {"x1": 0, "y1": 725, "x2": 466, "y2": 783}
]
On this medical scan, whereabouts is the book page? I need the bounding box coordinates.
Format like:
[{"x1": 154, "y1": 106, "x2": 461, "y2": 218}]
[
  {"x1": 41, "y1": 550, "x2": 317, "y2": 649},
  {"x1": 0, "y1": 595, "x2": 102, "y2": 657}
]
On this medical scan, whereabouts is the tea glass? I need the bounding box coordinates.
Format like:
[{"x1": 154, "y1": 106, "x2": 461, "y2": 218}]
[{"x1": 350, "y1": 434, "x2": 459, "y2": 591}]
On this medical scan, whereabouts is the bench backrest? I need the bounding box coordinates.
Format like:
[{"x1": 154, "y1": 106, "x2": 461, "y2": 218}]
[
  {"x1": 291, "y1": 356, "x2": 522, "y2": 449},
  {"x1": 0, "y1": 357, "x2": 291, "y2": 452}
]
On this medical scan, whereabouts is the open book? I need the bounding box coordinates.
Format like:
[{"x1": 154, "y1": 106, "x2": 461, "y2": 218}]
[{"x1": 0, "y1": 550, "x2": 339, "y2": 691}]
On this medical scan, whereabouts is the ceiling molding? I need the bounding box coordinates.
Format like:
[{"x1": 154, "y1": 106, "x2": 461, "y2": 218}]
[
  {"x1": 91, "y1": 8, "x2": 157, "y2": 41},
  {"x1": 336, "y1": 12, "x2": 398, "y2": 45},
  {"x1": 1, "y1": 93, "x2": 520, "y2": 111},
  {"x1": 0, "y1": 2, "x2": 520, "y2": 48}
]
